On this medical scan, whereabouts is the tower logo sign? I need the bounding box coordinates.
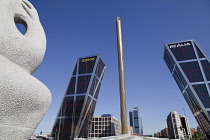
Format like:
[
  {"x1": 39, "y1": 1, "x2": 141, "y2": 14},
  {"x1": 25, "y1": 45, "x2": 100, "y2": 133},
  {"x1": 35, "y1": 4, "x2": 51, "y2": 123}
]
[
  {"x1": 169, "y1": 42, "x2": 191, "y2": 49},
  {"x1": 81, "y1": 57, "x2": 95, "y2": 62}
]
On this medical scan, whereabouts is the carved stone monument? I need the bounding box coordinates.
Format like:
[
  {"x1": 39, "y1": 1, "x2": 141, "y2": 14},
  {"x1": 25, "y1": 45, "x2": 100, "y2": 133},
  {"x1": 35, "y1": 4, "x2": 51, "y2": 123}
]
[{"x1": 0, "y1": 0, "x2": 51, "y2": 139}]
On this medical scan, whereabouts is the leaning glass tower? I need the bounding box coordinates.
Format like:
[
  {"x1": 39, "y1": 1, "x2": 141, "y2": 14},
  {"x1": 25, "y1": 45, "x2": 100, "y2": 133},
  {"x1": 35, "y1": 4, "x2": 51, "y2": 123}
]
[
  {"x1": 51, "y1": 55, "x2": 106, "y2": 140},
  {"x1": 163, "y1": 40, "x2": 210, "y2": 138}
]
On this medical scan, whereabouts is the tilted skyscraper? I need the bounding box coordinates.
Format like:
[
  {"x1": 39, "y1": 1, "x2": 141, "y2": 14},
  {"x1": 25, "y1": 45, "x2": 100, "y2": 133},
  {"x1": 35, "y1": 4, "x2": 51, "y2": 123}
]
[
  {"x1": 163, "y1": 40, "x2": 210, "y2": 138},
  {"x1": 51, "y1": 55, "x2": 106, "y2": 140},
  {"x1": 129, "y1": 107, "x2": 143, "y2": 134}
]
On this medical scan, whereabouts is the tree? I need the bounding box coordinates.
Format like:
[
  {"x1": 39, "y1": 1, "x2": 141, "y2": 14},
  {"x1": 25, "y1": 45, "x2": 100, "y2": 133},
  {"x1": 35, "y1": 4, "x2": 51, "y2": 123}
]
[
  {"x1": 192, "y1": 131, "x2": 205, "y2": 140},
  {"x1": 154, "y1": 133, "x2": 158, "y2": 137}
]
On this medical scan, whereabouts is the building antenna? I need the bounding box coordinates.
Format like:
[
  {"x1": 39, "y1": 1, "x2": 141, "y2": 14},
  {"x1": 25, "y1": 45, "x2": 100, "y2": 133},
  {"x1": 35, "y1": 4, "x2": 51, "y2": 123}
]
[
  {"x1": 183, "y1": 108, "x2": 186, "y2": 117},
  {"x1": 116, "y1": 16, "x2": 128, "y2": 134}
]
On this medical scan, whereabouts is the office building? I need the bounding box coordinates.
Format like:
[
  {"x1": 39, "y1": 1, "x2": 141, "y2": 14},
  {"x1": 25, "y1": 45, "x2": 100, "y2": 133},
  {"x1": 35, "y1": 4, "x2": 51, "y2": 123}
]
[
  {"x1": 180, "y1": 115, "x2": 192, "y2": 138},
  {"x1": 197, "y1": 126, "x2": 203, "y2": 132},
  {"x1": 190, "y1": 128, "x2": 197, "y2": 135},
  {"x1": 129, "y1": 107, "x2": 143, "y2": 134},
  {"x1": 163, "y1": 40, "x2": 210, "y2": 138},
  {"x1": 51, "y1": 55, "x2": 106, "y2": 140},
  {"x1": 166, "y1": 111, "x2": 191, "y2": 139},
  {"x1": 88, "y1": 114, "x2": 121, "y2": 138},
  {"x1": 160, "y1": 128, "x2": 169, "y2": 138},
  {"x1": 167, "y1": 111, "x2": 185, "y2": 139},
  {"x1": 127, "y1": 126, "x2": 134, "y2": 135},
  {"x1": 155, "y1": 128, "x2": 168, "y2": 138}
]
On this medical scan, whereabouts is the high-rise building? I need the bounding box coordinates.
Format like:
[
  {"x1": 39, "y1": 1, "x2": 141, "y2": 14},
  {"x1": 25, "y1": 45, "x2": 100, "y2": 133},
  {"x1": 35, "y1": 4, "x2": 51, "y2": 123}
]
[
  {"x1": 180, "y1": 115, "x2": 192, "y2": 138},
  {"x1": 163, "y1": 40, "x2": 210, "y2": 138},
  {"x1": 88, "y1": 114, "x2": 121, "y2": 138},
  {"x1": 167, "y1": 111, "x2": 185, "y2": 139},
  {"x1": 129, "y1": 107, "x2": 143, "y2": 134},
  {"x1": 166, "y1": 111, "x2": 191, "y2": 139},
  {"x1": 197, "y1": 126, "x2": 203, "y2": 133},
  {"x1": 51, "y1": 55, "x2": 106, "y2": 140}
]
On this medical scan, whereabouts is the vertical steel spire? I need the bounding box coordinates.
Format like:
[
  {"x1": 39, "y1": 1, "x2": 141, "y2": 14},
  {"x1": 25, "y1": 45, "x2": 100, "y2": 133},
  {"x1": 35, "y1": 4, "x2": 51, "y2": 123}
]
[{"x1": 116, "y1": 17, "x2": 128, "y2": 134}]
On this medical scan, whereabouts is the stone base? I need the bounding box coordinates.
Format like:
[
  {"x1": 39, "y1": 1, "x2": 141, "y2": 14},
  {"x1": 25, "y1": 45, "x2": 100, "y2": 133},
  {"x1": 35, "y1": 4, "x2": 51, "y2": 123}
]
[
  {"x1": 0, "y1": 125, "x2": 34, "y2": 140},
  {"x1": 75, "y1": 134, "x2": 169, "y2": 140}
]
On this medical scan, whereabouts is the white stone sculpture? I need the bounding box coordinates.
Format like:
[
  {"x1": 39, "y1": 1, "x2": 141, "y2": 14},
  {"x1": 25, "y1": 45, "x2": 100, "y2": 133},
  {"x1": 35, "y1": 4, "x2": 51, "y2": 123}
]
[{"x1": 0, "y1": 0, "x2": 51, "y2": 139}]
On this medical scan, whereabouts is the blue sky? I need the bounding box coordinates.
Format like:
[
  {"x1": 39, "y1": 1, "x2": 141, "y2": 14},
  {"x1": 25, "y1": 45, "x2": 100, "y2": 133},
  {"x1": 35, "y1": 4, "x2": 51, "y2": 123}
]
[{"x1": 28, "y1": 0, "x2": 210, "y2": 135}]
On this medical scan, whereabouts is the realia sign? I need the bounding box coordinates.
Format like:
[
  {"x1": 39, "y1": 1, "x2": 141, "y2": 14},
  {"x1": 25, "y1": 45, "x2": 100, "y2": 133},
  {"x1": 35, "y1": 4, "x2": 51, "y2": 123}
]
[{"x1": 169, "y1": 41, "x2": 191, "y2": 49}]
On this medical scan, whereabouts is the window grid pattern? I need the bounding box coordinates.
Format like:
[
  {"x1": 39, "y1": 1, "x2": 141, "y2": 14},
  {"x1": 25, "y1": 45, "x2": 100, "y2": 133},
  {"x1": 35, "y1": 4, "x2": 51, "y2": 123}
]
[
  {"x1": 51, "y1": 55, "x2": 106, "y2": 140},
  {"x1": 169, "y1": 41, "x2": 196, "y2": 61},
  {"x1": 88, "y1": 116, "x2": 121, "y2": 138},
  {"x1": 164, "y1": 49, "x2": 176, "y2": 72},
  {"x1": 164, "y1": 40, "x2": 210, "y2": 136}
]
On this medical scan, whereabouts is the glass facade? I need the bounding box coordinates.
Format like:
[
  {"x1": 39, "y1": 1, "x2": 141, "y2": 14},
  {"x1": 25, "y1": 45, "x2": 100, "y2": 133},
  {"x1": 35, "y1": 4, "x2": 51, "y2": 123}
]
[
  {"x1": 129, "y1": 107, "x2": 143, "y2": 134},
  {"x1": 51, "y1": 55, "x2": 106, "y2": 140},
  {"x1": 163, "y1": 40, "x2": 210, "y2": 138}
]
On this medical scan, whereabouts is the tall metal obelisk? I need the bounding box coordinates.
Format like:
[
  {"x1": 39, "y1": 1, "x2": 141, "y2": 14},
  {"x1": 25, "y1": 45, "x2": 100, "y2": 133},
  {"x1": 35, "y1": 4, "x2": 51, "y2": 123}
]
[{"x1": 116, "y1": 17, "x2": 128, "y2": 134}]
